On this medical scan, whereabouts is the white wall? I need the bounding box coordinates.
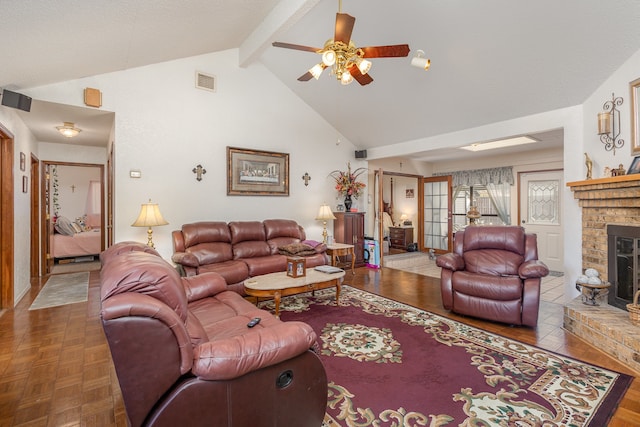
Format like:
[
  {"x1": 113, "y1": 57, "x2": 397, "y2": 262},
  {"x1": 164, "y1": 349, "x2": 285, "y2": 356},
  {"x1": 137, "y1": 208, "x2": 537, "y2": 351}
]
[
  {"x1": 0, "y1": 106, "x2": 39, "y2": 305},
  {"x1": 52, "y1": 165, "x2": 101, "y2": 221},
  {"x1": 26, "y1": 49, "x2": 363, "y2": 260}
]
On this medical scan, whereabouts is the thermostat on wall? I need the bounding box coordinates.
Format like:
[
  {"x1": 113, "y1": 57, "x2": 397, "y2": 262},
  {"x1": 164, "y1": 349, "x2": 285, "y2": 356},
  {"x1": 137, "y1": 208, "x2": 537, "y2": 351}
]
[{"x1": 130, "y1": 169, "x2": 141, "y2": 178}]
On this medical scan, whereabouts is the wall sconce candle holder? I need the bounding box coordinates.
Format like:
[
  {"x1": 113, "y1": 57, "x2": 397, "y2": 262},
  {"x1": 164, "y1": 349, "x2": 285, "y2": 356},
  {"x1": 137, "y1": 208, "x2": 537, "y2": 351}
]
[{"x1": 598, "y1": 93, "x2": 624, "y2": 154}]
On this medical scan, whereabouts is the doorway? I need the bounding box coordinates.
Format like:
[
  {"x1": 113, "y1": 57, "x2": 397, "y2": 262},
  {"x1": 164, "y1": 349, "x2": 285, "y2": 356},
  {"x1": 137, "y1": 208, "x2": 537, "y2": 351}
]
[
  {"x1": 42, "y1": 161, "x2": 105, "y2": 275},
  {"x1": 518, "y1": 169, "x2": 564, "y2": 272}
]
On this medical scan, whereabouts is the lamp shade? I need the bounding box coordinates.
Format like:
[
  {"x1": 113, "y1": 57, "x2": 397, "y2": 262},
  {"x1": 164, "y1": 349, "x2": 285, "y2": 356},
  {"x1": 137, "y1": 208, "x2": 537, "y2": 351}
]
[
  {"x1": 315, "y1": 204, "x2": 336, "y2": 221},
  {"x1": 132, "y1": 200, "x2": 169, "y2": 227}
]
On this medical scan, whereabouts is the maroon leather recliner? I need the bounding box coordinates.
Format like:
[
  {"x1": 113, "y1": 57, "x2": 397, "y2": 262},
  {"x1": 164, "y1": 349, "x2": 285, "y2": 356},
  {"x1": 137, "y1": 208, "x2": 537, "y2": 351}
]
[
  {"x1": 100, "y1": 242, "x2": 327, "y2": 427},
  {"x1": 436, "y1": 226, "x2": 549, "y2": 327}
]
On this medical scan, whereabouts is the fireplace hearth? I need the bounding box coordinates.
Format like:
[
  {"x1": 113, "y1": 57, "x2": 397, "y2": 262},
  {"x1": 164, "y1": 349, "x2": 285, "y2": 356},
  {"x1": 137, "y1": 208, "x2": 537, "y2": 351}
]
[
  {"x1": 608, "y1": 224, "x2": 640, "y2": 310},
  {"x1": 567, "y1": 174, "x2": 640, "y2": 371}
]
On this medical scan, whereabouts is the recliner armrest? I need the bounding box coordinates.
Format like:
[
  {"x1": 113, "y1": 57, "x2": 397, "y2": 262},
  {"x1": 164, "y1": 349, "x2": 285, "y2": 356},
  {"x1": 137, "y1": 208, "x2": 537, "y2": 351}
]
[
  {"x1": 519, "y1": 260, "x2": 549, "y2": 279},
  {"x1": 172, "y1": 251, "x2": 199, "y2": 267},
  {"x1": 192, "y1": 321, "x2": 317, "y2": 381},
  {"x1": 436, "y1": 253, "x2": 465, "y2": 271},
  {"x1": 181, "y1": 272, "x2": 228, "y2": 302}
]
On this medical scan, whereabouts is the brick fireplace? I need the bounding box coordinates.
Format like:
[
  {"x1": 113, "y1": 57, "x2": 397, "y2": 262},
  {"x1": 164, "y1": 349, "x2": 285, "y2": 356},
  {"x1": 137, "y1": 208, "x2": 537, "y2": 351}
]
[{"x1": 565, "y1": 174, "x2": 640, "y2": 373}]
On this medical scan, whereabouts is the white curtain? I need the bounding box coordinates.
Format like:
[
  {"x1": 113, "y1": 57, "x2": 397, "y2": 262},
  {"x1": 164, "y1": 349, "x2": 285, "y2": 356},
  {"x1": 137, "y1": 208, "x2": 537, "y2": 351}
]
[
  {"x1": 485, "y1": 182, "x2": 511, "y2": 224},
  {"x1": 85, "y1": 180, "x2": 101, "y2": 215}
]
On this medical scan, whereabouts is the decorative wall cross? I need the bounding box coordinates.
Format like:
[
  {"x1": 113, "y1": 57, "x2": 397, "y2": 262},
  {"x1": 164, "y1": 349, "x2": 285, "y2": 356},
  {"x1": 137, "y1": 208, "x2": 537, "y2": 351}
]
[
  {"x1": 192, "y1": 164, "x2": 207, "y2": 181},
  {"x1": 302, "y1": 172, "x2": 311, "y2": 186}
]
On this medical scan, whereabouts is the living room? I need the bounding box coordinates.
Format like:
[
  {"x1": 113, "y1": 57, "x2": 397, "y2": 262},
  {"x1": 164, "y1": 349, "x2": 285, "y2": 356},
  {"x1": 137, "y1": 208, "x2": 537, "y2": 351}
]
[{"x1": 1, "y1": 1, "x2": 640, "y2": 424}]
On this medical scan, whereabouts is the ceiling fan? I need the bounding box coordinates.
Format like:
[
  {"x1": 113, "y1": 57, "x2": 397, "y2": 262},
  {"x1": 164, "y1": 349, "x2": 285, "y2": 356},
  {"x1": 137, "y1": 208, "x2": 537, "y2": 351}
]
[{"x1": 272, "y1": 3, "x2": 410, "y2": 86}]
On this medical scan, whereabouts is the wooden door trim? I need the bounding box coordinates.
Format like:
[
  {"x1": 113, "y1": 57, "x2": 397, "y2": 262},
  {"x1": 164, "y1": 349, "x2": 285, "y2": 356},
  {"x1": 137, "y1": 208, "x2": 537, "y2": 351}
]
[
  {"x1": 30, "y1": 153, "x2": 40, "y2": 277},
  {"x1": 0, "y1": 122, "x2": 15, "y2": 308}
]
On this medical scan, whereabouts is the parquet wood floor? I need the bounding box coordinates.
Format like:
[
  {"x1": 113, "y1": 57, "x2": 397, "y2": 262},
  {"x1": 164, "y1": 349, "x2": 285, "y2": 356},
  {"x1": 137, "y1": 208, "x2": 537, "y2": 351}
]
[{"x1": 0, "y1": 267, "x2": 638, "y2": 426}]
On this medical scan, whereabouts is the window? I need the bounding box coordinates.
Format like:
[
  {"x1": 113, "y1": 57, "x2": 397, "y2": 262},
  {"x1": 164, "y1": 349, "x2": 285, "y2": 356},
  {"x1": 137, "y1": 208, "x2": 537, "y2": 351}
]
[{"x1": 452, "y1": 185, "x2": 506, "y2": 228}]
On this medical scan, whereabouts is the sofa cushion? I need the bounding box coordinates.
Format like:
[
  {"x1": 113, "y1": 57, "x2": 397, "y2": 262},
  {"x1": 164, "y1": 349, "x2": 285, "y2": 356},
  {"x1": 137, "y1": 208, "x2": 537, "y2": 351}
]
[
  {"x1": 229, "y1": 221, "x2": 265, "y2": 244},
  {"x1": 452, "y1": 271, "x2": 523, "y2": 300},
  {"x1": 463, "y1": 249, "x2": 524, "y2": 276},
  {"x1": 462, "y1": 225, "x2": 525, "y2": 255},
  {"x1": 101, "y1": 251, "x2": 189, "y2": 322},
  {"x1": 188, "y1": 242, "x2": 232, "y2": 265},
  {"x1": 244, "y1": 255, "x2": 287, "y2": 277},
  {"x1": 233, "y1": 241, "x2": 271, "y2": 259},
  {"x1": 183, "y1": 221, "x2": 231, "y2": 247},
  {"x1": 198, "y1": 260, "x2": 249, "y2": 285},
  {"x1": 264, "y1": 219, "x2": 302, "y2": 240}
]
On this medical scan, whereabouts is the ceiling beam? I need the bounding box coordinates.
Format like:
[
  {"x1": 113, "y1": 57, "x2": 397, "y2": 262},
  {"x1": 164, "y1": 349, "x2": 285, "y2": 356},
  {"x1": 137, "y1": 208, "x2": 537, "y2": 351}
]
[{"x1": 239, "y1": 0, "x2": 321, "y2": 67}]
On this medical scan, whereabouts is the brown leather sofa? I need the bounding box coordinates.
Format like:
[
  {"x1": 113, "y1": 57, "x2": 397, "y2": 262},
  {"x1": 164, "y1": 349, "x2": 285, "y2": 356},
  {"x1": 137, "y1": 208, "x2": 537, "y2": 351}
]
[
  {"x1": 171, "y1": 219, "x2": 328, "y2": 293},
  {"x1": 100, "y1": 241, "x2": 328, "y2": 427},
  {"x1": 436, "y1": 226, "x2": 549, "y2": 327}
]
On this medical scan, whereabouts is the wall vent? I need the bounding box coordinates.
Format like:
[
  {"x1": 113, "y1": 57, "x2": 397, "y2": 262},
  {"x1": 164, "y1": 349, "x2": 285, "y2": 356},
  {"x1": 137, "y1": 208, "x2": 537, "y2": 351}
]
[{"x1": 195, "y1": 71, "x2": 216, "y2": 92}]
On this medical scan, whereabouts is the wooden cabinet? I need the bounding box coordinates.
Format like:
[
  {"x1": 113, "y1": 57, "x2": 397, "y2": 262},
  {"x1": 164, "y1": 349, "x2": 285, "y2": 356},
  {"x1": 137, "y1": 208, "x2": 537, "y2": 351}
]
[
  {"x1": 333, "y1": 212, "x2": 365, "y2": 267},
  {"x1": 389, "y1": 227, "x2": 413, "y2": 249}
]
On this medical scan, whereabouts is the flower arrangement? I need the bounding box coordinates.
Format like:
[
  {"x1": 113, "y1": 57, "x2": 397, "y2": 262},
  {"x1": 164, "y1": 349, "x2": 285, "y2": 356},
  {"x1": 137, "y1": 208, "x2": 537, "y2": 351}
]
[{"x1": 329, "y1": 162, "x2": 366, "y2": 199}]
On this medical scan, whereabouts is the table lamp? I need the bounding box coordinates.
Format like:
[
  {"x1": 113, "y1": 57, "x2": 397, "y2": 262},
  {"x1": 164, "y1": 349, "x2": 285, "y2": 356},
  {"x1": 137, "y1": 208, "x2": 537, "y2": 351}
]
[
  {"x1": 315, "y1": 203, "x2": 336, "y2": 244},
  {"x1": 132, "y1": 199, "x2": 169, "y2": 248}
]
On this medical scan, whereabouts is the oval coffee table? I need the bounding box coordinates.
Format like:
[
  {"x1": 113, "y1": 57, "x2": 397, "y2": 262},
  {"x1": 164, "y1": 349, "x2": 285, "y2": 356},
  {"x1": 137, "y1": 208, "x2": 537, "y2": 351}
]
[{"x1": 244, "y1": 269, "x2": 345, "y2": 318}]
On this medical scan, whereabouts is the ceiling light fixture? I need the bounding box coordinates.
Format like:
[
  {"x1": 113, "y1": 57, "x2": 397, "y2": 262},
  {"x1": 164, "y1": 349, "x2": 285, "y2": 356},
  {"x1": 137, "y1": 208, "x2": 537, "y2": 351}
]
[
  {"x1": 459, "y1": 136, "x2": 538, "y2": 152},
  {"x1": 411, "y1": 49, "x2": 431, "y2": 71},
  {"x1": 310, "y1": 39, "x2": 369, "y2": 85},
  {"x1": 56, "y1": 122, "x2": 81, "y2": 138}
]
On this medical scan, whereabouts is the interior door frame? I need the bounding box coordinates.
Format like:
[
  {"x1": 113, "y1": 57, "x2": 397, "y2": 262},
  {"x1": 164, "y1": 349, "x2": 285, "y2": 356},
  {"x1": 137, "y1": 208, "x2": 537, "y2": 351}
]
[
  {"x1": 374, "y1": 169, "x2": 423, "y2": 263},
  {"x1": 41, "y1": 160, "x2": 106, "y2": 275},
  {"x1": 0, "y1": 123, "x2": 14, "y2": 308},
  {"x1": 30, "y1": 153, "x2": 40, "y2": 277}
]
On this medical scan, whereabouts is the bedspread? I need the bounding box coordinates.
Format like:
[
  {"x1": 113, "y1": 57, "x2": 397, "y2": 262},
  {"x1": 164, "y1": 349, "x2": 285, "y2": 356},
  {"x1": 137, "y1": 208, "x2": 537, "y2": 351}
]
[{"x1": 52, "y1": 230, "x2": 102, "y2": 258}]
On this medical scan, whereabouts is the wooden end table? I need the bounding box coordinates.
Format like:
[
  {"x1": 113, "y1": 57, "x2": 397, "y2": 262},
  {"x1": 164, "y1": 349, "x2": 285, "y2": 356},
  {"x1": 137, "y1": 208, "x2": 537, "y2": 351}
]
[
  {"x1": 326, "y1": 243, "x2": 355, "y2": 274},
  {"x1": 244, "y1": 269, "x2": 345, "y2": 318}
]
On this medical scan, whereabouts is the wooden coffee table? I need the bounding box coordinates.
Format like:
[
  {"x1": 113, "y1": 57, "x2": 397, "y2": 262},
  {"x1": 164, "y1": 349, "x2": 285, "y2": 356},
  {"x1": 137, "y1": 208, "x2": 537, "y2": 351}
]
[{"x1": 244, "y1": 269, "x2": 345, "y2": 318}]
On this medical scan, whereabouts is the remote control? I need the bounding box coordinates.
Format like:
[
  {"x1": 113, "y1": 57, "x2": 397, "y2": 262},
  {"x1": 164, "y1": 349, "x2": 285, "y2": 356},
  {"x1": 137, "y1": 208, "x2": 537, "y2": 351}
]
[{"x1": 247, "y1": 317, "x2": 261, "y2": 328}]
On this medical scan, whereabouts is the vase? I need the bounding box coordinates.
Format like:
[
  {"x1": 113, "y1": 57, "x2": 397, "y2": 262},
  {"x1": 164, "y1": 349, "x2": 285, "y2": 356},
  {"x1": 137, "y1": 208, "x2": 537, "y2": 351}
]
[{"x1": 344, "y1": 195, "x2": 353, "y2": 212}]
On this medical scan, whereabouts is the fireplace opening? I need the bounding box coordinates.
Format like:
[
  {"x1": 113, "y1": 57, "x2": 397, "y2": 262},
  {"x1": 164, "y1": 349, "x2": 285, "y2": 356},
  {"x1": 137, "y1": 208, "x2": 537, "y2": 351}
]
[{"x1": 607, "y1": 225, "x2": 640, "y2": 310}]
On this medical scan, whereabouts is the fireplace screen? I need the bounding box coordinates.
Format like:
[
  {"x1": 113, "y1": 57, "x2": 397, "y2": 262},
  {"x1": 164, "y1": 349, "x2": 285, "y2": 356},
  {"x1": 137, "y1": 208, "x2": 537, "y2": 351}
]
[{"x1": 607, "y1": 225, "x2": 640, "y2": 310}]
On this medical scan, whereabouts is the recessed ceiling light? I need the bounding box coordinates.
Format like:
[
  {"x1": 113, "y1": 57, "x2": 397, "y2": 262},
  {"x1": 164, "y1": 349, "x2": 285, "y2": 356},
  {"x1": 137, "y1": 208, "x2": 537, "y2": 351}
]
[{"x1": 459, "y1": 136, "x2": 538, "y2": 152}]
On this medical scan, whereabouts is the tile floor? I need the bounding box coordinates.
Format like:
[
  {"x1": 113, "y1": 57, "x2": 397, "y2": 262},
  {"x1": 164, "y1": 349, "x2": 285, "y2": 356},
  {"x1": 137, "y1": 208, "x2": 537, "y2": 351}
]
[{"x1": 383, "y1": 252, "x2": 567, "y2": 304}]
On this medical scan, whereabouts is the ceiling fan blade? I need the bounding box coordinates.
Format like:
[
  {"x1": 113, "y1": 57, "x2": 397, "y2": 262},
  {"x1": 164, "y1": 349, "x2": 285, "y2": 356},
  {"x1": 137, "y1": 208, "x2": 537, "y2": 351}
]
[
  {"x1": 361, "y1": 44, "x2": 411, "y2": 58},
  {"x1": 334, "y1": 13, "x2": 356, "y2": 44},
  {"x1": 298, "y1": 71, "x2": 314, "y2": 82},
  {"x1": 350, "y1": 66, "x2": 374, "y2": 86},
  {"x1": 272, "y1": 42, "x2": 320, "y2": 53}
]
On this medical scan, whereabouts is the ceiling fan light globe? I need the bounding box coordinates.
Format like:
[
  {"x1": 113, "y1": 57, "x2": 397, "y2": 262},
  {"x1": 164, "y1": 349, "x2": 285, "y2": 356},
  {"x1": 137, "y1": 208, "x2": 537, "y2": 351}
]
[
  {"x1": 356, "y1": 58, "x2": 372, "y2": 75},
  {"x1": 411, "y1": 56, "x2": 431, "y2": 71},
  {"x1": 322, "y1": 50, "x2": 336, "y2": 66},
  {"x1": 341, "y1": 70, "x2": 353, "y2": 85},
  {"x1": 309, "y1": 63, "x2": 324, "y2": 80}
]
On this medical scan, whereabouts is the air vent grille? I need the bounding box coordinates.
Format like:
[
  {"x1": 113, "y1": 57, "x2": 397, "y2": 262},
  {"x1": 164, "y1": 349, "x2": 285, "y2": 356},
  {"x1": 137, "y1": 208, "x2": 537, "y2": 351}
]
[{"x1": 195, "y1": 71, "x2": 216, "y2": 92}]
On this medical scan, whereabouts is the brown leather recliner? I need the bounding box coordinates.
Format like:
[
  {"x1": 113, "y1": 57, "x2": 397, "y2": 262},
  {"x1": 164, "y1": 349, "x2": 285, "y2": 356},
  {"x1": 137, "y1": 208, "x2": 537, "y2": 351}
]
[
  {"x1": 100, "y1": 242, "x2": 328, "y2": 427},
  {"x1": 436, "y1": 226, "x2": 549, "y2": 327}
]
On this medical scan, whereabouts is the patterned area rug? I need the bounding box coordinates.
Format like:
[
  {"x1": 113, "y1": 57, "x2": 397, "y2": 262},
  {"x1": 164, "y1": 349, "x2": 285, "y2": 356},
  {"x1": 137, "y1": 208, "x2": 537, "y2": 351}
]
[
  {"x1": 264, "y1": 286, "x2": 632, "y2": 427},
  {"x1": 29, "y1": 272, "x2": 89, "y2": 310}
]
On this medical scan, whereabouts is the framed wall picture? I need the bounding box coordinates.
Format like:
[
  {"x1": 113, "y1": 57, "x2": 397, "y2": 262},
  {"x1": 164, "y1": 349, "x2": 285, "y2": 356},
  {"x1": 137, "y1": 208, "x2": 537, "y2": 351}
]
[
  {"x1": 227, "y1": 147, "x2": 289, "y2": 196},
  {"x1": 20, "y1": 152, "x2": 25, "y2": 171},
  {"x1": 631, "y1": 77, "x2": 640, "y2": 154},
  {"x1": 628, "y1": 156, "x2": 640, "y2": 175},
  {"x1": 22, "y1": 175, "x2": 28, "y2": 193}
]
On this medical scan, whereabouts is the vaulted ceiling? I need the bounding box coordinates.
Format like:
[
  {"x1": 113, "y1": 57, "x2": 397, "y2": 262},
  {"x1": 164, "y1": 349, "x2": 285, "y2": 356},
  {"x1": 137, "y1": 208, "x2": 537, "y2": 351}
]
[{"x1": 3, "y1": 0, "x2": 640, "y2": 161}]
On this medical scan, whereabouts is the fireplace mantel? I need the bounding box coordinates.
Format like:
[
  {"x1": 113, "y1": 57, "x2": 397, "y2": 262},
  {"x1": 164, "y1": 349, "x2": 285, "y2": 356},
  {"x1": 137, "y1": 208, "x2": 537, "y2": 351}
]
[{"x1": 567, "y1": 173, "x2": 640, "y2": 189}]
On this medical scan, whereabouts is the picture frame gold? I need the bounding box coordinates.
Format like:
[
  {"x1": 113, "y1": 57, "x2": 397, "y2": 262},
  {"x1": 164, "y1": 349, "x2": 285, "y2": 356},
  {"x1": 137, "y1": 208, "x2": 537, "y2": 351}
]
[
  {"x1": 631, "y1": 78, "x2": 640, "y2": 154},
  {"x1": 22, "y1": 175, "x2": 28, "y2": 193},
  {"x1": 226, "y1": 147, "x2": 289, "y2": 196},
  {"x1": 20, "y1": 152, "x2": 25, "y2": 171}
]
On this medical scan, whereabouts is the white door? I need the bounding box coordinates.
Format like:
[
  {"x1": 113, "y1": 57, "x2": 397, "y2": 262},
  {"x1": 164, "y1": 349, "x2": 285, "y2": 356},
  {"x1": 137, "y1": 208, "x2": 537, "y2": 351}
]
[{"x1": 519, "y1": 171, "x2": 564, "y2": 272}]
